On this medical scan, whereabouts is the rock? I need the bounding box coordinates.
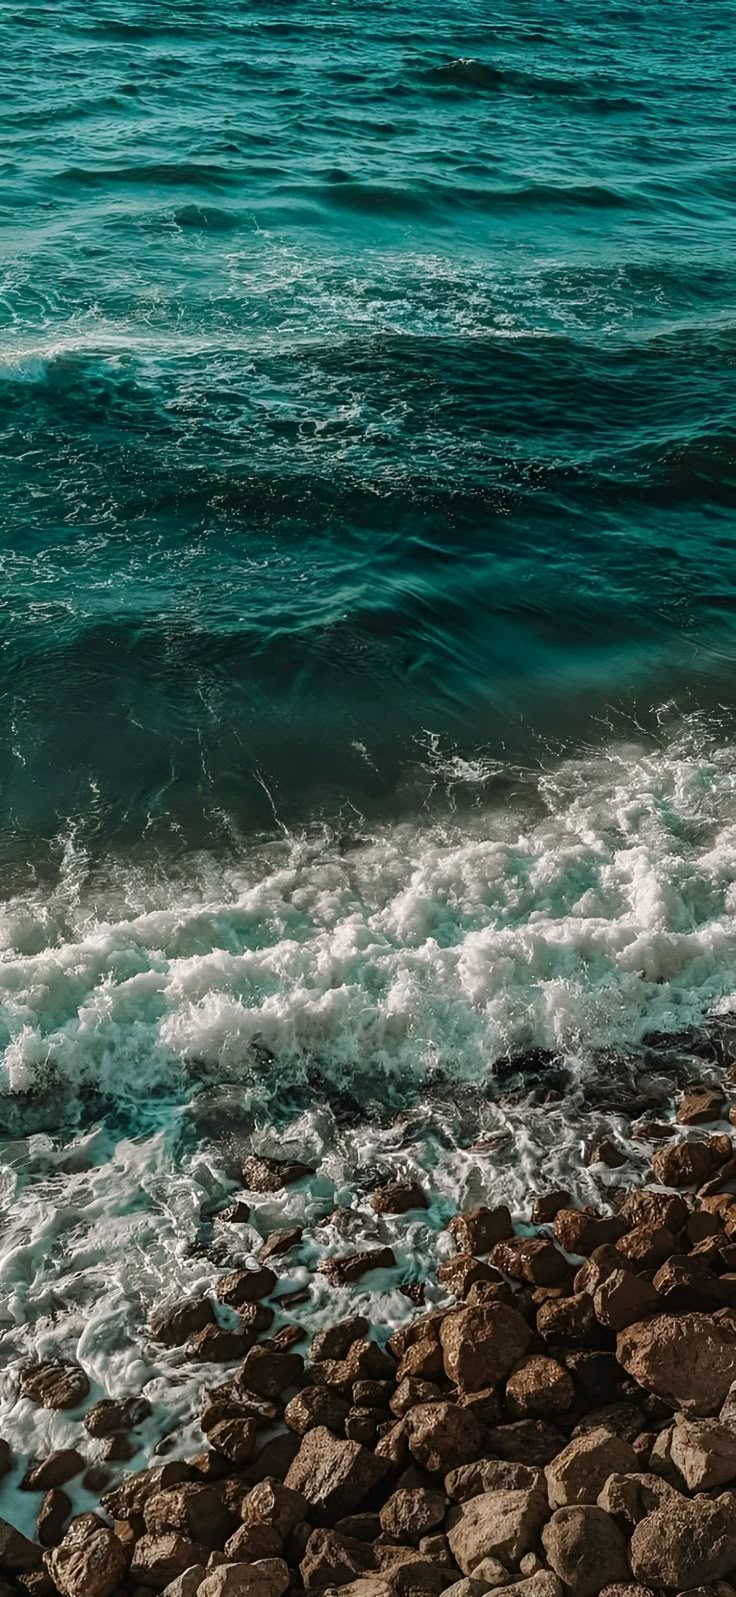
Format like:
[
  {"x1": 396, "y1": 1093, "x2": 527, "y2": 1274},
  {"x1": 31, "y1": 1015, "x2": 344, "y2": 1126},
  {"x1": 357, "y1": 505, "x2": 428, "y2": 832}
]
[
  {"x1": 223, "y1": 1524, "x2": 283, "y2": 1562},
  {"x1": 573, "y1": 1246, "x2": 626, "y2": 1296},
  {"x1": 491, "y1": 1238, "x2": 570, "y2": 1288},
  {"x1": 497, "y1": 1580, "x2": 562, "y2": 1597},
  {"x1": 38, "y1": 1490, "x2": 71, "y2": 1548},
  {"x1": 482, "y1": 1422, "x2": 566, "y2": 1468},
  {"x1": 22, "y1": 1451, "x2": 85, "y2": 1491},
  {"x1": 670, "y1": 1417, "x2": 736, "y2": 1489},
  {"x1": 553, "y1": 1210, "x2": 628, "y2": 1257},
  {"x1": 505, "y1": 1358, "x2": 574, "y2": 1420},
  {"x1": 654, "y1": 1258, "x2": 736, "y2": 1312},
  {"x1": 312, "y1": 1318, "x2": 371, "y2": 1363},
  {"x1": 285, "y1": 1386, "x2": 350, "y2": 1435},
  {"x1": 150, "y1": 1297, "x2": 216, "y2": 1346},
  {"x1": 617, "y1": 1313, "x2": 736, "y2": 1415},
  {"x1": 446, "y1": 1483, "x2": 549, "y2": 1574},
  {"x1": 593, "y1": 1271, "x2": 659, "y2": 1331},
  {"x1": 542, "y1": 1507, "x2": 630, "y2": 1597},
  {"x1": 198, "y1": 1558, "x2": 290, "y2": 1597},
  {"x1": 320, "y1": 1250, "x2": 396, "y2": 1286},
  {"x1": 300, "y1": 1529, "x2": 374, "y2": 1588},
  {"x1": 532, "y1": 1192, "x2": 571, "y2": 1226},
  {"x1": 0, "y1": 1518, "x2": 43, "y2": 1572},
  {"x1": 596, "y1": 1472, "x2": 682, "y2": 1527},
  {"x1": 218, "y1": 1200, "x2": 252, "y2": 1224},
  {"x1": 440, "y1": 1304, "x2": 531, "y2": 1392},
  {"x1": 321, "y1": 1341, "x2": 395, "y2": 1393},
  {"x1": 449, "y1": 1208, "x2": 513, "y2": 1255},
  {"x1": 438, "y1": 1581, "x2": 493, "y2": 1597},
  {"x1": 562, "y1": 1351, "x2": 618, "y2": 1405},
  {"x1": 405, "y1": 1403, "x2": 487, "y2": 1474},
  {"x1": 130, "y1": 1533, "x2": 212, "y2": 1588},
  {"x1": 397, "y1": 1340, "x2": 444, "y2": 1383},
  {"x1": 84, "y1": 1397, "x2": 151, "y2": 1437},
  {"x1": 285, "y1": 1428, "x2": 388, "y2": 1517},
  {"x1": 598, "y1": 1588, "x2": 656, "y2": 1597},
  {"x1": 620, "y1": 1189, "x2": 689, "y2": 1232},
  {"x1": 215, "y1": 1268, "x2": 277, "y2": 1308},
  {"x1": 652, "y1": 1141, "x2": 721, "y2": 1188},
  {"x1": 437, "y1": 1257, "x2": 504, "y2": 1300},
  {"x1": 370, "y1": 1183, "x2": 428, "y2": 1215},
  {"x1": 238, "y1": 1303, "x2": 275, "y2": 1336},
  {"x1": 242, "y1": 1155, "x2": 314, "y2": 1192},
  {"x1": 187, "y1": 1326, "x2": 250, "y2": 1363},
  {"x1": 143, "y1": 1484, "x2": 233, "y2": 1547},
  {"x1": 241, "y1": 1478, "x2": 308, "y2": 1537},
  {"x1": 617, "y1": 1225, "x2": 677, "y2": 1272},
  {"x1": 101, "y1": 1463, "x2": 192, "y2": 1522},
  {"x1": 589, "y1": 1141, "x2": 627, "y2": 1169},
  {"x1": 536, "y1": 1295, "x2": 598, "y2": 1346},
  {"x1": 630, "y1": 1496, "x2": 736, "y2": 1589},
  {"x1": 45, "y1": 1527, "x2": 127, "y2": 1597},
  {"x1": 259, "y1": 1228, "x2": 303, "y2": 1261},
  {"x1": 446, "y1": 1463, "x2": 543, "y2": 1503},
  {"x1": 380, "y1": 1490, "x2": 445, "y2": 1543},
  {"x1": 161, "y1": 1569, "x2": 206, "y2": 1597},
  {"x1": 572, "y1": 1402, "x2": 645, "y2": 1443},
  {"x1": 236, "y1": 1346, "x2": 303, "y2": 1398},
  {"x1": 677, "y1": 1086, "x2": 725, "y2": 1125},
  {"x1": 18, "y1": 1364, "x2": 90, "y2": 1411},
  {"x1": 545, "y1": 1428, "x2": 638, "y2": 1508},
  {"x1": 456, "y1": 1386, "x2": 502, "y2": 1426}
]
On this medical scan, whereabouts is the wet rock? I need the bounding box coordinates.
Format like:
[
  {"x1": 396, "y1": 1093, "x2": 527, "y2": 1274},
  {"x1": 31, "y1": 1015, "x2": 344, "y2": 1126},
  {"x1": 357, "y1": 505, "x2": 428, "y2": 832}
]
[
  {"x1": 218, "y1": 1200, "x2": 251, "y2": 1224},
  {"x1": 242, "y1": 1155, "x2": 315, "y2": 1193},
  {"x1": 161, "y1": 1570, "x2": 206, "y2": 1597},
  {"x1": 542, "y1": 1506, "x2": 630, "y2": 1597},
  {"x1": 236, "y1": 1345, "x2": 303, "y2": 1398},
  {"x1": 37, "y1": 1490, "x2": 71, "y2": 1549},
  {"x1": 619, "y1": 1188, "x2": 689, "y2": 1232},
  {"x1": 143, "y1": 1483, "x2": 233, "y2": 1548},
  {"x1": 0, "y1": 1519, "x2": 43, "y2": 1574},
  {"x1": 446, "y1": 1483, "x2": 549, "y2": 1574},
  {"x1": 617, "y1": 1224, "x2": 677, "y2": 1272},
  {"x1": 482, "y1": 1422, "x2": 566, "y2": 1468},
  {"x1": 45, "y1": 1526, "x2": 127, "y2": 1597},
  {"x1": 312, "y1": 1318, "x2": 371, "y2": 1363},
  {"x1": 406, "y1": 1403, "x2": 487, "y2": 1474},
  {"x1": 320, "y1": 1340, "x2": 396, "y2": 1394},
  {"x1": 437, "y1": 1257, "x2": 503, "y2": 1299},
  {"x1": 259, "y1": 1227, "x2": 303, "y2": 1261},
  {"x1": 654, "y1": 1257, "x2": 736, "y2": 1312},
  {"x1": 505, "y1": 1357, "x2": 574, "y2": 1420},
  {"x1": 629, "y1": 1495, "x2": 736, "y2": 1589},
  {"x1": 532, "y1": 1191, "x2": 571, "y2": 1226},
  {"x1": 241, "y1": 1478, "x2": 308, "y2": 1537},
  {"x1": 497, "y1": 1580, "x2": 561, "y2": 1597},
  {"x1": 397, "y1": 1339, "x2": 444, "y2": 1383},
  {"x1": 677, "y1": 1085, "x2": 725, "y2": 1125},
  {"x1": 224, "y1": 1522, "x2": 283, "y2": 1562},
  {"x1": 19, "y1": 1363, "x2": 90, "y2": 1411},
  {"x1": 545, "y1": 1427, "x2": 637, "y2": 1508},
  {"x1": 553, "y1": 1209, "x2": 628, "y2": 1257},
  {"x1": 187, "y1": 1326, "x2": 251, "y2": 1363},
  {"x1": 150, "y1": 1297, "x2": 216, "y2": 1347},
  {"x1": 130, "y1": 1532, "x2": 212, "y2": 1588},
  {"x1": 491, "y1": 1238, "x2": 571, "y2": 1288},
  {"x1": 286, "y1": 1427, "x2": 389, "y2": 1517},
  {"x1": 84, "y1": 1397, "x2": 151, "y2": 1437},
  {"x1": 380, "y1": 1489, "x2": 445, "y2": 1543},
  {"x1": 562, "y1": 1351, "x2": 618, "y2": 1405},
  {"x1": 301, "y1": 1528, "x2": 375, "y2": 1588},
  {"x1": 198, "y1": 1558, "x2": 290, "y2": 1597},
  {"x1": 589, "y1": 1141, "x2": 627, "y2": 1169},
  {"x1": 536, "y1": 1294, "x2": 598, "y2": 1346},
  {"x1": 440, "y1": 1303, "x2": 531, "y2": 1392},
  {"x1": 670, "y1": 1416, "x2": 736, "y2": 1489},
  {"x1": 617, "y1": 1312, "x2": 736, "y2": 1414},
  {"x1": 456, "y1": 1385, "x2": 502, "y2": 1427},
  {"x1": 22, "y1": 1451, "x2": 85, "y2": 1491},
  {"x1": 593, "y1": 1270, "x2": 659, "y2": 1331},
  {"x1": 238, "y1": 1303, "x2": 275, "y2": 1337},
  {"x1": 652, "y1": 1140, "x2": 722, "y2": 1188},
  {"x1": 101, "y1": 1463, "x2": 192, "y2": 1521},
  {"x1": 215, "y1": 1267, "x2": 277, "y2": 1308},
  {"x1": 572, "y1": 1401, "x2": 645, "y2": 1443},
  {"x1": 449, "y1": 1208, "x2": 513, "y2": 1255},
  {"x1": 285, "y1": 1386, "x2": 350, "y2": 1436},
  {"x1": 320, "y1": 1249, "x2": 396, "y2": 1286},
  {"x1": 241, "y1": 1433, "x2": 301, "y2": 1486},
  {"x1": 370, "y1": 1182, "x2": 428, "y2": 1215}
]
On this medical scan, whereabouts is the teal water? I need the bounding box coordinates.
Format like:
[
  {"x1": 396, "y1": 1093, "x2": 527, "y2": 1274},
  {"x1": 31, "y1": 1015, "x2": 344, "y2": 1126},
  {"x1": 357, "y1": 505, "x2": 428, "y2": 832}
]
[{"x1": 2, "y1": 0, "x2": 736, "y2": 860}]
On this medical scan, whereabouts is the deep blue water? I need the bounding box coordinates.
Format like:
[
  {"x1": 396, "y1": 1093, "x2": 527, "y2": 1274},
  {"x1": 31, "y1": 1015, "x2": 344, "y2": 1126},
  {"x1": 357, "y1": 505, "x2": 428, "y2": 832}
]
[{"x1": 2, "y1": 0, "x2": 736, "y2": 860}]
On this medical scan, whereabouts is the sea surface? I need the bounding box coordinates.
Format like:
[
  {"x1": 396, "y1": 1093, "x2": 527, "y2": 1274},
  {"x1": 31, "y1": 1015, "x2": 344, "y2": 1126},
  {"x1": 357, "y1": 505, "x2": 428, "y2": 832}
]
[{"x1": 1, "y1": 0, "x2": 736, "y2": 1492}]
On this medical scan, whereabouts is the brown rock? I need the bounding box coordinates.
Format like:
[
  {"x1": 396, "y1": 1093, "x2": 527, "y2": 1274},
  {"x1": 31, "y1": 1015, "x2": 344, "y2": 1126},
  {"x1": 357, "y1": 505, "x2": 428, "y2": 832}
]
[
  {"x1": 562, "y1": 1351, "x2": 618, "y2": 1405},
  {"x1": 405, "y1": 1403, "x2": 487, "y2": 1473},
  {"x1": 380, "y1": 1489, "x2": 445, "y2": 1543},
  {"x1": 206, "y1": 1419, "x2": 257, "y2": 1465},
  {"x1": 505, "y1": 1357, "x2": 574, "y2": 1420},
  {"x1": 545, "y1": 1427, "x2": 637, "y2": 1508},
  {"x1": 37, "y1": 1490, "x2": 71, "y2": 1548},
  {"x1": 629, "y1": 1496, "x2": 736, "y2": 1589},
  {"x1": 456, "y1": 1385, "x2": 502, "y2": 1426},
  {"x1": 311, "y1": 1318, "x2": 370, "y2": 1363},
  {"x1": 481, "y1": 1421, "x2": 566, "y2": 1468},
  {"x1": 101, "y1": 1463, "x2": 192, "y2": 1522},
  {"x1": 215, "y1": 1267, "x2": 277, "y2": 1308},
  {"x1": 22, "y1": 1451, "x2": 84, "y2": 1492},
  {"x1": 437, "y1": 1256, "x2": 503, "y2": 1299},
  {"x1": 620, "y1": 1189, "x2": 688, "y2": 1232},
  {"x1": 150, "y1": 1297, "x2": 215, "y2": 1346},
  {"x1": 218, "y1": 1199, "x2": 251, "y2": 1224},
  {"x1": 0, "y1": 1519, "x2": 42, "y2": 1574},
  {"x1": 236, "y1": 1345, "x2": 303, "y2": 1398},
  {"x1": 654, "y1": 1257, "x2": 736, "y2": 1312},
  {"x1": 596, "y1": 1471, "x2": 682, "y2": 1527},
  {"x1": 652, "y1": 1140, "x2": 721, "y2": 1188},
  {"x1": 224, "y1": 1523, "x2": 283, "y2": 1561},
  {"x1": 677, "y1": 1085, "x2": 725, "y2": 1125},
  {"x1": 370, "y1": 1182, "x2": 428, "y2": 1215},
  {"x1": 536, "y1": 1294, "x2": 599, "y2": 1346},
  {"x1": 396, "y1": 1339, "x2": 443, "y2": 1383},
  {"x1": 242, "y1": 1155, "x2": 314, "y2": 1192},
  {"x1": 258, "y1": 1228, "x2": 303, "y2": 1261},
  {"x1": 589, "y1": 1141, "x2": 627, "y2": 1169},
  {"x1": 238, "y1": 1303, "x2": 275, "y2": 1336},
  {"x1": 593, "y1": 1270, "x2": 659, "y2": 1331},
  {"x1": 84, "y1": 1397, "x2": 150, "y2": 1437},
  {"x1": 19, "y1": 1364, "x2": 90, "y2": 1411},
  {"x1": 688, "y1": 1209, "x2": 724, "y2": 1243},
  {"x1": 492, "y1": 1237, "x2": 571, "y2": 1288},
  {"x1": 532, "y1": 1191, "x2": 571, "y2": 1226},
  {"x1": 572, "y1": 1401, "x2": 645, "y2": 1442},
  {"x1": 553, "y1": 1209, "x2": 628, "y2": 1257},
  {"x1": 187, "y1": 1326, "x2": 250, "y2": 1363},
  {"x1": 45, "y1": 1526, "x2": 127, "y2": 1597},
  {"x1": 440, "y1": 1303, "x2": 531, "y2": 1392},
  {"x1": 670, "y1": 1416, "x2": 736, "y2": 1489},
  {"x1": 285, "y1": 1427, "x2": 389, "y2": 1517},
  {"x1": 573, "y1": 1246, "x2": 626, "y2": 1295},
  {"x1": 285, "y1": 1386, "x2": 350, "y2": 1436},
  {"x1": 445, "y1": 1462, "x2": 544, "y2": 1502},
  {"x1": 449, "y1": 1207, "x2": 513, "y2": 1255},
  {"x1": 617, "y1": 1224, "x2": 676, "y2": 1272},
  {"x1": 320, "y1": 1249, "x2": 396, "y2": 1286},
  {"x1": 242, "y1": 1478, "x2": 308, "y2": 1537},
  {"x1": 198, "y1": 1558, "x2": 290, "y2": 1597},
  {"x1": 542, "y1": 1506, "x2": 630, "y2": 1597},
  {"x1": 617, "y1": 1313, "x2": 736, "y2": 1415},
  {"x1": 143, "y1": 1483, "x2": 232, "y2": 1548},
  {"x1": 320, "y1": 1340, "x2": 396, "y2": 1396},
  {"x1": 300, "y1": 1527, "x2": 374, "y2": 1588},
  {"x1": 446, "y1": 1482, "x2": 549, "y2": 1574}
]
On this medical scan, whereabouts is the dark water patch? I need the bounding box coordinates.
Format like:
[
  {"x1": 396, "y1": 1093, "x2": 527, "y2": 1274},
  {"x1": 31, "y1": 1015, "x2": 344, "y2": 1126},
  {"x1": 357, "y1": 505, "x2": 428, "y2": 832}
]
[
  {"x1": 424, "y1": 56, "x2": 628, "y2": 105},
  {"x1": 56, "y1": 162, "x2": 234, "y2": 190},
  {"x1": 172, "y1": 203, "x2": 240, "y2": 231}
]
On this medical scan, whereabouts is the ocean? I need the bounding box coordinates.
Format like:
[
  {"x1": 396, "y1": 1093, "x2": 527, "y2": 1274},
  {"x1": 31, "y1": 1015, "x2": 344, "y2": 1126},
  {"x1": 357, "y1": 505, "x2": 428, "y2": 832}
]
[{"x1": 1, "y1": 0, "x2": 736, "y2": 1504}]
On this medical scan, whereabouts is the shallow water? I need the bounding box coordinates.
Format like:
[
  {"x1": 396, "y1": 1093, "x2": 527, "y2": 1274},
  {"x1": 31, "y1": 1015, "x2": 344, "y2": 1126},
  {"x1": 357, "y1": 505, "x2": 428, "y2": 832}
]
[{"x1": 1, "y1": 0, "x2": 736, "y2": 1486}]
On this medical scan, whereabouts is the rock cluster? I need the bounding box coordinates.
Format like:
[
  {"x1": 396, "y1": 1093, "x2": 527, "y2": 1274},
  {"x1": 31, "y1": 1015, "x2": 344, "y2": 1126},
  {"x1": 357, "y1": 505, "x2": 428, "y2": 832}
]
[{"x1": 2, "y1": 1111, "x2": 736, "y2": 1597}]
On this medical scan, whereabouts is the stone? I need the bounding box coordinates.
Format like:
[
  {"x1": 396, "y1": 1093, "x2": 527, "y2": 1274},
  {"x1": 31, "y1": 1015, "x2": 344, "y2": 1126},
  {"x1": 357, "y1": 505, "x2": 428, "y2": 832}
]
[
  {"x1": 491, "y1": 1238, "x2": 570, "y2": 1288},
  {"x1": 18, "y1": 1364, "x2": 90, "y2": 1411},
  {"x1": 320, "y1": 1340, "x2": 395, "y2": 1394},
  {"x1": 320, "y1": 1249, "x2": 396, "y2": 1286},
  {"x1": 593, "y1": 1271, "x2": 659, "y2": 1331},
  {"x1": 312, "y1": 1318, "x2": 370, "y2": 1363},
  {"x1": 630, "y1": 1496, "x2": 736, "y2": 1589},
  {"x1": 45, "y1": 1527, "x2": 127, "y2": 1597},
  {"x1": 617, "y1": 1225, "x2": 677, "y2": 1272},
  {"x1": 652, "y1": 1140, "x2": 721, "y2": 1188},
  {"x1": 223, "y1": 1524, "x2": 283, "y2": 1562},
  {"x1": 38, "y1": 1490, "x2": 71, "y2": 1548},
  {"x1": 215, "y1": 1268, "x2": 277, "y2": 1309},
  {"x1": 620, "y1": 1189, "x2": 688, "y2": 1233},
  {"x1": 285, "y1": 1428, "x2": 389, "y2": 1517},
  {"x1": 143, "y1": 1484, "x2": 233, "y2": 1547},
  {"x1": 218, "y1": 1200, "x2": 251, "y2": 1224},
  {"x1": 438, "y1": 1581, "x2": 492, "y2": 1597},
  {"x1": 198, "y1": 1559, "x2": 290, "y2": 1597},
  {"x1": 677, "y1": 1086, "x2": 725, "y2": 1125},
  {"x1": 545, "y1": 1428, "x2": 638, "y2": 1508},
  {"x1": 187, "y1": 1326, "x2": 250, "y2": 1363},
  {"x1": 150, "y1": 1297, "x2": 216, "y2": 1346},
  {"x1": 301, "y1": 1529, "x2": 375, "y2": 1589},
  {"x1": 532, "y1": 1192, "x2": 571, "y2": 1226},
  {"x1": 370, "y1": 1182, "x2": 428, "y2": 1215},
  {"x1": 238, "y1": 1303, "x2": 275, "y2": 1337},
  {"x1": 259, "y1": 1228, "x2": 303, "y2": 1261},
  {"x1": 497, "y1": 1581, "x2": 561, "y2": 1597},
  {"x1": 84, "y1": 1397, "x2": 151, "y2": 1437},
  {"x1": 553, "y1": 1210, "x2": 628, "y2": 1257},
  {"x1": 380, "y1": 1490, "x2": 446, "y2": 1543},
  {"x1": 536, "y1": 1295, "x2": 598, "y2": 1346},
  {"x1": 437, "y1": 1257, "x2": 504, "y2": 1299},
  {"x1": 101, "y1": 1463, "x2": 192, "y2": 1522},
  {"x1": 285, "y1": 1386, "x2": 350, "y2": 1435},
  {"x1": 161, "y1": 1570, "x2": 207, "y2": 1597},
  {"x1": 670, "y1": 1417, "x2": 736, "y2": 1489},
  {"x1": 596, "y1": 1472, "x2": 682, "y2": 1527},
  {"x1": 22, "y1": 1451, "x2": 85, "y2": 1491},
  {"x1": 397, "y1": 1340, "x2": 444, "y2": 1383},
  {"x1": 207, "y1": 1418, "x2": 259, "y2": 1467},
  {"x1": 445, "y1": 1463, "x2": 543, "y2": 1503},
  {"x1": 449, "y1": 1208, "x2": 513, "y2": 1255},
  {"x1": 589, "y1": 1141, "x2": 627, "y2": 1169},
  {"x1": 405, "y1": 1403, "x2": 487, "y2": 1474},
  {"x1": 542, "y1": 1507, "x2": 630, "y2": 1597},
  {"x1": 0, "y1": 1518, "x2": 43, "y2": 1572},
  {"x1": 654, "y1": 1258, "x2": 736, "y2": 1312},
  {"x1": 572, "y1": 1402, "x2": 645, "y2": 1442},
  {"x1": 130, "y1": 1533, "x2": 212, "y2": 1588},
  {"x1": 617, "y1": 1313, "x2": 736, "y2": 1415},
  {"x1": 505, "y1": 1358, "x2": 574, "y2": 1420},
  {"x1": 482, "y1": 1422, "x2": 566, "y2": 1468},
  {"x1": 242, "y1": 1155, "x2": 314, "y2": 1192},
  {"x1": 241, "y1": 1478, "x2": 308, "y2": 1537},
  {"x1": 446, "y1": 1484, "x2": 549, "y2": 1574},
  {"x1": 440, "y1": 1304, "x2": 531, "y2": 1392},
  {"x1": 236, "y1": 1346, "x2": 303, "y2": 1399},
  {"x1": 562, "y1": 1351, "x2": 618, "y2": 1404},
  {"x1": 457, "y1": 1386, "x2": 502, "y2": 1426}
]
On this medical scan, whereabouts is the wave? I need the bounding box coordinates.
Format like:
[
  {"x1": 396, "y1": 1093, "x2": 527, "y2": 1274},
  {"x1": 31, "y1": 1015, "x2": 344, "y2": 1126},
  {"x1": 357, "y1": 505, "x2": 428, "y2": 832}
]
[
  {"x1": 57, "y1": 162, "x2": 234, "y2": 191},
  {"x1": 424, "y1": 57, "x2": 639, "y2": 108}
]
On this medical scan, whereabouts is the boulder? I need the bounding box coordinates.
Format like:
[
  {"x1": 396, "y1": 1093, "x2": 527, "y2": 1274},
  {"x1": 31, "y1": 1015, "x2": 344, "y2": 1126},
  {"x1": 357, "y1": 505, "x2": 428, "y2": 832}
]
[
  {"x1": 84, "y1": 1397, "x2": 150, "y2": 1437},
  {"x1": 18, "y1": 1363, "x2": 90, "y2": 1411},
  {"x1": 593, "y1": 1271, "x2": 659, "y2": 1331},
  {"x1": 536, "y1": 1295, "x2": 598, "y2": 1346},
  {"x1": 449, "y1": 1208, "x2": 513, "y2": 1255},
  {"x1": 497, "y1": 1580, "x2": 562, "y2": 1597},
  {"x1": 45, "y1": 1527, "x2": 126, "y2": 1597},
  {"x1": 320, "y1": 1249, "x2": 396, "y2": 1286},
  {"x1": 150, "y1": 1297, "x2": 215, "y2": 1346},
  {"x1": 198, "y1": 1558, "x2": 290, "y2": 1597},
  {"x1": 397, "y1": 1340, "x2": 444, "y2": 1383},
  {"x1": 437, "y1": 1256, "x2": 504, "y2": 1300},
  {"x1": 677, "y1": 1086, "x2": 725, "y2": 1125},
  {"x1": 242, "y1": 1479, "x2": 308, "y2": 1537},
  {"x1": 505, "y1": 1358, "x2": 574, "y2": 1420},
  {"x1": 207, "y1": 1418, "x2": 258, "y2": 1465},
  {"x1": 553, "y1": 1210, "x2": 628, "y2": 1257},
  {"x1": 236, "y1": 1346, "x2": 303, "y2": 1399},
  {"x1": 652, "y1": 1141, "x2": 721, "y2": 1188},
  {"x1": 630, "y1": 1496, "x2": 736, "y2": 1589},
  {"x1": 446, "y1": 1483, "x2": 549, "y2": 1574},
  {"x1": 492, "y1": 1238, "x2": 570, "y2": 1288},
  {"x1": 617, "y1": 1313, "x2": 736, "y2": 1415},
  {"x1": 619, "y1": 1190, "x2": 688, "y2": 1232},
  {"x1": 545, "y1": 1428, "x2": 638, "y2": 1508},
  {"x1": 380, "y1": 1490, "x2": 445, "y2": 1543},
  {"x1": 573, "y1": 1246, "x2": 625, "y2": 1296},
  {"x1": 224, "y1": 1525, "x2": 283, "y2": 1562},
  {"x1": 285, "y1": 1386, "x2": 350, "y2": 1435},
  {"x1": 285, "y1": 1428, "x2": 388, "y2": 1517},
  {"x1": 38, "y1": 1488, "x2": 71, "y2": 1548},
  {"x1": 370, "y1": 1183, "x2": 428, "y2": 1215},
  {"x1": 187, "y1": 1326, "x2": 250, "y2": 1363},
  {"x1": 532, "y1": 1192, "x2": 571, "y2": 1226},
  {"x1": 129, "y1": 1532, "x2": 211, "y2": 1588},
  {"x1": 483, "y1": 1422, "x2": 566, "y2": 1468},
  {"x1": 440, "y1": 1304, "x2": 531, "y2": 1392},
  {"x1": 215, "y1": 1268, "x2": 277, "y2": 1309},
  {"x1": 218, "y1": 1199, "x2": 251, "y2": 1224},
  {"x1": 312, "y1": 1318, "x2": 370, "y2": 1363},
  {"x1": 445, "y1": 1463, "x2": 543, "y2": 1503},
  {"x1": 617, "y1": 1225, "x2": 676, "y2": 1273},
  {"x1": 259, "y1": 1227, "x2": 303, "y2": 1261},
  {"x1": 542, "y1": 1506, "x2": 630, "y2": 1597},
  {"x1": 242, "y1": 1155, "x2": 314, "y2": 1192},
  {"x1": 670, "y1": 1417, "x2": 736, "y2": 1489},
  {"x1": 405, "y1": 1403, "x2": 487, "y2": 1473},
  {"x1": 301, "y1": 1529, "x2": 374, "y2": 1588},
  {"x1": 22, "y1": 1450, "x2": 85, "y2": 1491},
  {"x1": 596, "y1": 1472, "x2": 683, "y2": 1527},
  {"x1": 101, "y1": 1463, "x2": 192, "y2": 1521},
  {"x1": 143, "y1": 1483, "x2": 233, "y2": 1547},
  {"x1": 0, "y1": 1518, "x2": 43, "y2": 1572},
  {"x1": 161, "y1": 1568, "x2": 206, "y2": 1597}
]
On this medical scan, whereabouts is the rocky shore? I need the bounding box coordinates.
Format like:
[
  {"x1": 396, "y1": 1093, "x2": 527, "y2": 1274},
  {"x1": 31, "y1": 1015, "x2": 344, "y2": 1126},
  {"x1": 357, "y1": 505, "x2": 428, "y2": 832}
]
[{"x1": 3, "y1": 1074, "x2": 736, "y2": 1597}]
